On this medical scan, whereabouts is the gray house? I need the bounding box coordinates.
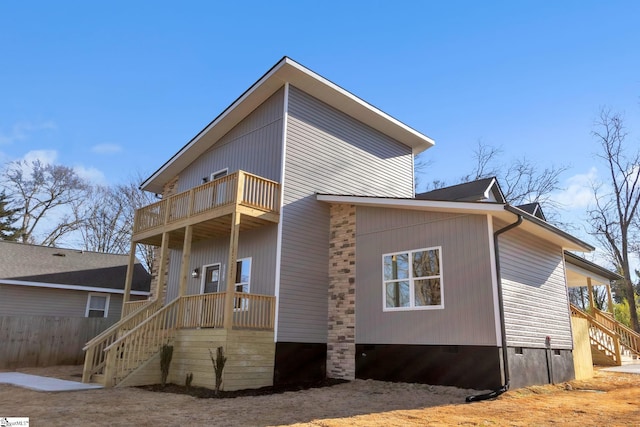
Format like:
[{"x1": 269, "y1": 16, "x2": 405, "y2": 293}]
[
  {"x1": 83, "y1": 57, "x2": 597, "y2": 391},
  {"x1": 0, "y1": 241, "x2": 151, "y2": 322}
]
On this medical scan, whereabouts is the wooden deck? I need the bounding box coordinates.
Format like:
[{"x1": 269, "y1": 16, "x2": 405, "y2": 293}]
[{"x1": 132, "y1": 171, "x2": 280, "y2": 248}]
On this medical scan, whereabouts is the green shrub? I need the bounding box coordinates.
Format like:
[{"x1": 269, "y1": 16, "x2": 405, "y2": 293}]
[
  {"x1": 209, "y1": 346, "x2": 227, "y2": 395},
  {"x1": 160, "y1": 344, "x2": 174, "y2": 387}
]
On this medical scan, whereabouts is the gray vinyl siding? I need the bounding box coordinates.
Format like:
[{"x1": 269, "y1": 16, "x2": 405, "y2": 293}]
[
  {"x1": 0, "y1": 284, "x2": 129, "y2": 322},
  {"x1": 165, "y1": 225, "x2": 278, "y2": 302},
  {"x1": 176, "y1": 88, "x2": 284, "y2": 192},
  {"x1": 163, "y1": 89, "x2": 283, "y2": 302},
  {"x1": 278, "y1": 86, "x2": 418, "y2": 342},
  {"x1": 496, "y1": 220, "x2": 573, "y2": 349},
  {"x1": 355, "y1": 208, "x2": 497, "y2": 345}
]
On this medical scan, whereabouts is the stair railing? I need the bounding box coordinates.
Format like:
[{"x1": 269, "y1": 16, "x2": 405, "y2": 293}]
[
  {"x1": 593, "y1": 308, "x2": 640, "y2": 357},
  {"x1": 102, "y1": 298, "x2": 182, "y2": 387},
  {"x1": 82, "y1": 299, "x2": 162, "y2": 382},
  {"x1": 570, "y1": 304, "x2": 621, "y2": 365}
]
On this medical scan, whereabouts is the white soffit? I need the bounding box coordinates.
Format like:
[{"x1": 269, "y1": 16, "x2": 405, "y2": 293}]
[
  {"x1": 316, "y1": 194, "x2": 592, "y2": 252},
  {"x1": 141, "y1": 57, "x2": 434, "y2": 194}
]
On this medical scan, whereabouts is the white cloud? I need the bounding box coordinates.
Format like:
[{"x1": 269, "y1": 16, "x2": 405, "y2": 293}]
[
  {"x1": 74, "y1": 165, "x2": 106, "y2": 184},
  {"x1": 91, "y1": 143, "x2": 123, "y2": 154},
  {"x1": 22, "y1": 149, "x2": 58, "y2": 165},
  {"x1": 0, "y1": 120, "x2": 57, "y2": 145},
  {"x1": 552, "y1": 167, "x2": 599, "y2": 209}
]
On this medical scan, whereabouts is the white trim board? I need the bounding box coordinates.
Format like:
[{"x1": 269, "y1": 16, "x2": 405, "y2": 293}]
[{"x1": 0, "y1": 279, "x2": 150, "y2": 296}]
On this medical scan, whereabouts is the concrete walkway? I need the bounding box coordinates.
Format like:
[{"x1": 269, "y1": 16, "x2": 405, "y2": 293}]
[
  {"x1": 602, "y1": 361, "x2": 640, "y2": 375},
  {"x1": 0, "y1": 372, "x2": 103, "y2": 392}
]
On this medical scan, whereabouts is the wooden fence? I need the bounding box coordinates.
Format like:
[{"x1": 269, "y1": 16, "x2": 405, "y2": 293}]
[{"x1": 0, "y1": 315, "x2": 114, "y2": 369}]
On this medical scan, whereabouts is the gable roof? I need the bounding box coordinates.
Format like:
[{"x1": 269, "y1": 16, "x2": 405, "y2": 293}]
[
  {"x1": 0, "y1": 241, "x2": 151, "y2": 294},
  {"x1": 141, "y1": 56, "x2": 435, "y2": 194},
  {"x1": 316, "y1": 193, "x2": 594, "y2": 252},
  {"x1": 517, "y1": 202, "x2": 546, "y2": 221},
  {"x1": 416, "y1": 177, "x2": 505, "y2": 203}
]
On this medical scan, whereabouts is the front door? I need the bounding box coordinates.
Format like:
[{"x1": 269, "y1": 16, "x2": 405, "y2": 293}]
[
  {"x1": 200, "y1": 264, "x2": 222, "y2": 326},
  {"x1": 203, "y1": 264, "x2": 220, "y2": 293}
]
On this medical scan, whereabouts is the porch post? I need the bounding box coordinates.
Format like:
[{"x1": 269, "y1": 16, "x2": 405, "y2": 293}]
[
  {"x1": 587, "y1": 277, "x2": 595, "y2": 314},
  {"x1": 606, "y1": 282, "x2": 615, "y2": 314},
  {"x1": 178, "y1": 225, "x2": 193, "y2": 298},
  {"x1": 122, "y1": 240, "x2": 137, "y2": 306},
  {"x1": 223, "y1": 211, "x2": 241, "y2": 330},
  {"x1": 155, "y1": 232, "x2": 170, "y2": 303}
]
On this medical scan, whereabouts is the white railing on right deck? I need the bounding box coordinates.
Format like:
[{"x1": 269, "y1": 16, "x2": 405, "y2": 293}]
[{"x1": 593, "y1": 308, "x2": 640, "y2": 357}]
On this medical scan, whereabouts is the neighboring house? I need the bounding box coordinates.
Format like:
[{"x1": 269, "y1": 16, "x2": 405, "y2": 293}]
[
  {"x1": 0, "y1": 241, "x2": 151, "y2": 322},
  {"x1": 83, "y1": 57, "x2": 632, "y2": 392}
]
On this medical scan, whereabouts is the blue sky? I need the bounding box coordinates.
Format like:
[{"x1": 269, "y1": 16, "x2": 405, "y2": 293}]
[{"x1": 1, "y1": 1, "x2": 639, "y2": 262}]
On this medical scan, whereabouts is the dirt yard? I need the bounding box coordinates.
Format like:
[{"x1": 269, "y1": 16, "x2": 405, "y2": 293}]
[{"x1": 1, "y1": 365, "x2": 639, "y2": 426}]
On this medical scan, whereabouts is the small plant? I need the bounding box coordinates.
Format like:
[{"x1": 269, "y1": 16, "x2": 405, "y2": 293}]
[
  {"x1": 160, "y1": 344, "x2": 174, "y2": 387},
  {"x1": 209, "y1": 346, "x2": 227, "y2": 395},
  {"x1": 185, "y1": 372, "x2": 193, "y2": 388}
]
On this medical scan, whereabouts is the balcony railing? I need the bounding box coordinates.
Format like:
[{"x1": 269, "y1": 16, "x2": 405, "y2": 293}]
[{"x1": 133, "y1": 171, "x2": 280, "y2": 236}]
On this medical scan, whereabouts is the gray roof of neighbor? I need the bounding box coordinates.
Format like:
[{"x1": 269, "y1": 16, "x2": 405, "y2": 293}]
[
  {"x1": 415, "y1": 177, "x2": 504, "y2": 203},
  {"x1": 517, "y1": 202, "x2": 547, "y2": 220},
  {"x1": 0, "y1": 241, "x2": 151, "y2": 292}
]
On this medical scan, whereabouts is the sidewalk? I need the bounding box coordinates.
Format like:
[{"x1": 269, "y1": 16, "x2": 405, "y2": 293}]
[{"x1": 0, "y1": 372, "x2": 103, "y2": 392}]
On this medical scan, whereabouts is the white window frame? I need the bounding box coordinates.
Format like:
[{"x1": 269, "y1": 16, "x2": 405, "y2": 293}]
[
  {"x1": 382, "y1": 246, "x2": 444, "y2": 312},
  {"x1": 210, "y1": 168, "x2": 228, "y2": 181},
  {"x1": 85, "y1": 292, "x2": 111, "y2": 318},
  {"x1": 200, "y1": 263, "x2": 222, "y2": 294},
  {"x1": 234, "y1": 257, "x2": 251, "y2": 311}
]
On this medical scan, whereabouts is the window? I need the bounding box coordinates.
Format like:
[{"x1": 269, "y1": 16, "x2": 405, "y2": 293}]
[
  {"x1": 383, "y1": 247, "x2": 443, "y2": 310},
  {"x1": 234, "y1": 258, "x2": 251, "y2": 310},
  {"x1": 211, "y1": 168, "x2": 229, "y2": 205},
  {"x1": 86, "y1": 293, "x2": 110, "y2": 318}
]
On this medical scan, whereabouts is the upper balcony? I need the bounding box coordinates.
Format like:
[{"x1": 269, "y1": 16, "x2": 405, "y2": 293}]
[{"x1": 133, "y1": 170, "x2": 280, "y2": 248}]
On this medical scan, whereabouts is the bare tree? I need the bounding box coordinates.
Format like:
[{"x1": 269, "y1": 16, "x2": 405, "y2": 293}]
[
  {"x1": 445, "y1": 141, "x2": 569, "y2": 224},
  {"x1": 118, "y1": 177, "x2": 156, "y2": 271},
  {"x1": 80, "y1": 185, "x2": 133, "y2": 254},
  {"x1": 588, "y1": 109, "x2": 640, "y2": 332},
  {"x1": 1, "y1": 160, "x2": 91, "y2": 245},
  {"x1": 78, "y1": 174, "x2": 156, "y2": 271}
]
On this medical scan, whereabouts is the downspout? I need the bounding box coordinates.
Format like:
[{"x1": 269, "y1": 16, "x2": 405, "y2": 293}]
[{"x1": 466, "y1": 212, "x2": 523, "y2": 402}]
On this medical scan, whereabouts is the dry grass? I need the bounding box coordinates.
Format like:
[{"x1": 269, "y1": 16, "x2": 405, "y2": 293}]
[{"x1": 1, "y1": 365, "x2": 639, "y2": 426}]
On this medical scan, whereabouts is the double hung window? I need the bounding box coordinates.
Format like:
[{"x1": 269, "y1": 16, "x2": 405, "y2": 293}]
[
  {"x1": 383, "y1": 247, "x2": 443, "y2": 310},
  {"x1": 86, "y1": 293, "x2": 110, "y2": 317}
]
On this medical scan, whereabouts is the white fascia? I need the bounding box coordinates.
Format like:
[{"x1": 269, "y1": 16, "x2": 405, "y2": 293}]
[
  {"x1": 0, "y1": 279, "x2": 150, "y2": 296},
  {"x1": 486, "y1": 215, "x2": 503, "y2": 346}
]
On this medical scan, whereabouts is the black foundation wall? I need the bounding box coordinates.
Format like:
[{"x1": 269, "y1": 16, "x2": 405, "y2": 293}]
[
  {"x1": 274, "y1": 342, "x2": 327, "y2": 385},
  {"x1": 508, "y1": 347, "x2": 574, "y2": 389},
  {"x1": 356, "y1": 344, "x2": 502, "y2": 390}
]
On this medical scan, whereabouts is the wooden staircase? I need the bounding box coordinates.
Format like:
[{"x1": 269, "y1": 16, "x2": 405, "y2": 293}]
[
  {"x1": 82, "y1": 292, "x2": 275, "y2": 387},
  {"x1": 570, "y1": 304, "x2": 640, "y2": 366}
]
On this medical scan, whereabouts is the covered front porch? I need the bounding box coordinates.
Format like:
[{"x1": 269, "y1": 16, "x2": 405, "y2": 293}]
[
  {"x1": 83, "y1": 170, "x2": 280, "y2": 389},
  {"x1": 565, "y1": 252, "x2": 640, "y2": 367}
]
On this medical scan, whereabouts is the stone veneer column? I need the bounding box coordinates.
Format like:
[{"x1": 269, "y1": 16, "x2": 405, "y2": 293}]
[
  {"x1": 149, "y1": 175, "x2": 179, "y2": 302},
  {"x1": 327, "y1": 203, "x2": 356, "y2": 380}
]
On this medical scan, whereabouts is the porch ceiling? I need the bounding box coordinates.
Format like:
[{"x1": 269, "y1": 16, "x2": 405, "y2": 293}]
[{"x1": 136, "y1": 214, "x2": 275, "y2": 249}]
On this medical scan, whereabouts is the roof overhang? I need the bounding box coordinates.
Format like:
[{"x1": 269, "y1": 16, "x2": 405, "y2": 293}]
[
  {"x1": 564, "y1": 251, "x2": 622, "y2": 288},
  {"x1": 316, "y1": 194, "x2": 594, "y2": 252},
  {"x1": 141, "y1": 57, "x2": 435, "y2": 194}
]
